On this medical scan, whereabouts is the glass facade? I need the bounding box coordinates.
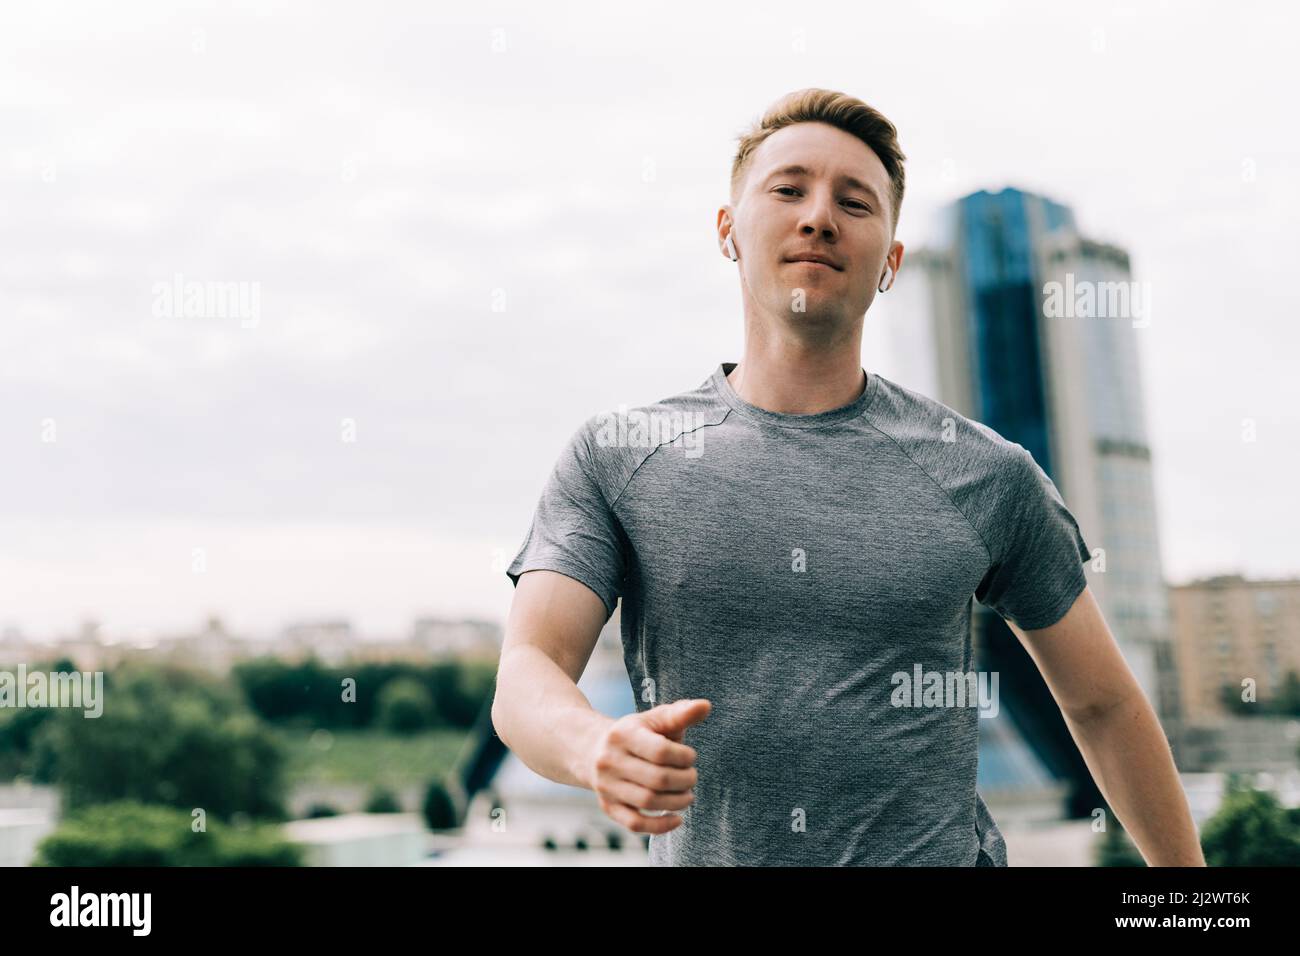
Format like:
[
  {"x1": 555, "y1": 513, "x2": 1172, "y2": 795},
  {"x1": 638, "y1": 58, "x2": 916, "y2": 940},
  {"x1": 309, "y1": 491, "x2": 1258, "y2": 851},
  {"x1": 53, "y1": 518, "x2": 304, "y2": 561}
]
[
  {"x1": 904, "y1": 186, "x2": 1183, "y2": 803},
  {"x1": 958, "y1": 189, "x2": 1077, "y2": 482}
]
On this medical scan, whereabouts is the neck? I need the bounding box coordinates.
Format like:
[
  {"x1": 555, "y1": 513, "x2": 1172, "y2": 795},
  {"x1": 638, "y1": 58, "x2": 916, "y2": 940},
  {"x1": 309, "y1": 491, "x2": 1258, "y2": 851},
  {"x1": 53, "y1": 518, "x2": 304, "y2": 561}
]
[{"x1": 726, "y1": 323, "x2": 866, "y2": 415}]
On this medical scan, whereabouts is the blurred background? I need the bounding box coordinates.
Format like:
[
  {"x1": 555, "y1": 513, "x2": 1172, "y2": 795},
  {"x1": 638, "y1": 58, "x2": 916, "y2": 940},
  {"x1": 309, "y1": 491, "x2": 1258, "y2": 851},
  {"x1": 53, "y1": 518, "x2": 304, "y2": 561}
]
[{"x1": 1, "y1": 0, "x2": 1298, "y2": 866}]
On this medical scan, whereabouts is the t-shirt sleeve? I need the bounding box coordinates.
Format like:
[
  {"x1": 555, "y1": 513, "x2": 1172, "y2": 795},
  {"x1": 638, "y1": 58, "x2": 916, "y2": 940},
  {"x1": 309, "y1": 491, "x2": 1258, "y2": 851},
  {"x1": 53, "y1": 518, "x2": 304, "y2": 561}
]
[
  {"x1": 975, "y1": 446, "x2": 1092, "y2": 630},
  {"x1": 505, "y1": 418, "x2": 626, "y2": 620}
]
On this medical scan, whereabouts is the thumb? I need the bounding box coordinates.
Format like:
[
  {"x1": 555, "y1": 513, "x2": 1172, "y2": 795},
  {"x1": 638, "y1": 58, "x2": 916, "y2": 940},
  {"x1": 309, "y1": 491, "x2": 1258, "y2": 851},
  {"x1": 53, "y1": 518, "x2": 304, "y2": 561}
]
[{"x1": 644, "y1": 698, "x2": 712, "y2": 742}]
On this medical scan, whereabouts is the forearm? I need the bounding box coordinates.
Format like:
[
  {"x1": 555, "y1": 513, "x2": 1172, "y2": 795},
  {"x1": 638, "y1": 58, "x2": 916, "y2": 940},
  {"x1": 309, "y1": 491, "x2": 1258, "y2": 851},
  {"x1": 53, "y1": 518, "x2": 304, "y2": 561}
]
[
  {"x1": 1064, "y1": 691, "x2": 1206, "y2": 866},
  {"x1": 491, "y1": 645, "x2": 614, "y2": 790}
]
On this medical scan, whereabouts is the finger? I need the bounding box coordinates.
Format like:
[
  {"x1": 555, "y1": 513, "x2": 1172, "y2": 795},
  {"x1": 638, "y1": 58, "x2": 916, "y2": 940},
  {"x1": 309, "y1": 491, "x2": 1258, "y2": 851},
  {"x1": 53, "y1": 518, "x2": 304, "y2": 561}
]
[
  {"x1": 602, "y1": 777, "x2": 696, "y2": 811},
  {"x1": 599, "y1": 796, "x2": 685, "y2": 834},
  {"x1": 644, "y1": 699, "x2": 712, "y2": 738},
  {"x1": 615, "y1": 752, "x2": 698, "y2": 793},
  {"x1": 622, "y1": 722, "x2": 698, "y2": 769}
]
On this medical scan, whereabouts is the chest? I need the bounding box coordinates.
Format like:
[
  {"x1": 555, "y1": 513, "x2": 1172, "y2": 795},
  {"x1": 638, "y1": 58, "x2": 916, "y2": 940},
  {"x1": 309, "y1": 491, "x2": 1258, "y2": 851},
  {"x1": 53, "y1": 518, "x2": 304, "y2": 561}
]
[{"x1": 615, "y1": 436, "x2": 990, "y2": 632}]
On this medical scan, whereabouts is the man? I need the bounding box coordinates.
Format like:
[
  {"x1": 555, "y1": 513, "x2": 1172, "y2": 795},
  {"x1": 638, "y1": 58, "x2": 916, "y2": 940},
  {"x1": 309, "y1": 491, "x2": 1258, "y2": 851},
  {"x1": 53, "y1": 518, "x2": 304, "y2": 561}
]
[{"x1": 492, "y1": 88, "x2": 1204, "y2": 866}]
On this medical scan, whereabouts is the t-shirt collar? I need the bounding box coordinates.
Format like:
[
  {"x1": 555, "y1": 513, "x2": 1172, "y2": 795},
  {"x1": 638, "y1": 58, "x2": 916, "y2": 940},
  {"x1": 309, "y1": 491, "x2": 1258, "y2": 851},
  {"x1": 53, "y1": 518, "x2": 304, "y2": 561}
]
[{"x1": 709, "y1": 361, "x2": 877, "y2": 429}]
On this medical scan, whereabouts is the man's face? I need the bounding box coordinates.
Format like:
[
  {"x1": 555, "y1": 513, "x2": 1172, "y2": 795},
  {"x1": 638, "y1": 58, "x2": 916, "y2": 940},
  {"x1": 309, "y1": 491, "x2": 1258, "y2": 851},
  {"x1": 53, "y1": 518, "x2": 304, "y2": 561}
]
[{"x1": 720, "y1": 121, "x2": 902, "y2": 332}]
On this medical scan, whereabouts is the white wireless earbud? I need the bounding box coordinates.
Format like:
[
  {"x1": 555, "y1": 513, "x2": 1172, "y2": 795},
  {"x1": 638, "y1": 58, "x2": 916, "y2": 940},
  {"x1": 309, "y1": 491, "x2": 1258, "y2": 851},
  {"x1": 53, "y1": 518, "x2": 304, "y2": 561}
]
[
  {"x1": 724, "y1": 234, "x2": 738, "y2": 262},
  {"x1": 878, "y1": 264, "x2": 894, "y2": 292}
]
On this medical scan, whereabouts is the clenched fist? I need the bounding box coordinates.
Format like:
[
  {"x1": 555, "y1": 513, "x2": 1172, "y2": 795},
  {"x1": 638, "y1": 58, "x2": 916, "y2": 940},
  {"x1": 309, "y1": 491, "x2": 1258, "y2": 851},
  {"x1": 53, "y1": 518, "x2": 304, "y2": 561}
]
[{"x1": 585, "y1": 698, "x2": 712, "y2": 834}]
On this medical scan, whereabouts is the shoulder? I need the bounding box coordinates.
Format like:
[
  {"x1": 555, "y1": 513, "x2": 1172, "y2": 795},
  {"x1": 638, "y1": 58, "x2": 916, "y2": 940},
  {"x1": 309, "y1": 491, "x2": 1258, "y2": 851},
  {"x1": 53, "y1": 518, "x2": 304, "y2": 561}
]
[
  {"x1": 564, "y1": 373, "x2": 730, "y2": 500},
  {"x1": 863, "y1": 373, "x2": 1041, "y2": 560},
  {"x1": 864, "y1": 372, "x2": 1029, "y2": 480},
  {"x1": 573, "y1": 373, "x2": 730, "y2": 452}
]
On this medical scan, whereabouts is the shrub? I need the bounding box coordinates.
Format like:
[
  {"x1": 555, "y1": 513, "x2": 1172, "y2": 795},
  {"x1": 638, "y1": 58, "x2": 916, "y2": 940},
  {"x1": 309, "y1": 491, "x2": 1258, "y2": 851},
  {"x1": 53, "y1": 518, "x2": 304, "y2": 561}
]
[
  {"x1": 364, "y1": 787, "x2": 403, "y2": 813},
  {"x1": 1201, "y1": 782, "x2": 1300, "y2": 866},
  {"x1": 422, "y1": 778, "x2": 458, "y2": 831},
  {"x1": 33, "y1": 800, "x2": 303, "y2": 867},
  {"x1": 376, "y1": 678, "x2": 435, "y2": 735}
]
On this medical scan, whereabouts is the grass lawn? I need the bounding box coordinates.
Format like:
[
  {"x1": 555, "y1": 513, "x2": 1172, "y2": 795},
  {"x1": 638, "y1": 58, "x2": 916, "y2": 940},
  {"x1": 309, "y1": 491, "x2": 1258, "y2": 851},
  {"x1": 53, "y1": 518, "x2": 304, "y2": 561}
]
[{"x1": 278, "y1": 727, "x2": 473, "y2": 788}]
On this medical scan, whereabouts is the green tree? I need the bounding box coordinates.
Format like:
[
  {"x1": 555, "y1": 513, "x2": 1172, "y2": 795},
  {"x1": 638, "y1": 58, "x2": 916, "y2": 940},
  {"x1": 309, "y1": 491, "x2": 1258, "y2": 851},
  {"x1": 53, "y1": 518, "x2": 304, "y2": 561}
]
[
  {"x1": 1218, "y1": 681, "x2": 1256, "y2": 715},
  {"x1": 0, "y1": 656, "x2": 85, "y2": 781},
  {"x1": 1200, "y1": 781, "x2": 1300, "y2": 866},
  {"x1": 234, "y1": 656, "x2": 362, "y2": 729},
  {"x1": 33, "y1": 666, "x2": 290, "y2": 820},
  {"x1": 0, "y1": 707, "x2": 55, "y2": 780},
  {"x1": 233, "y1": 657, "x2": 497, "y2": 730},
  {"x1": 1275, "y1": 670, "x2": 1300, "y2": 717},
  {"x1": 376, "y1": 678, "x2": 435, "y2": 735}
]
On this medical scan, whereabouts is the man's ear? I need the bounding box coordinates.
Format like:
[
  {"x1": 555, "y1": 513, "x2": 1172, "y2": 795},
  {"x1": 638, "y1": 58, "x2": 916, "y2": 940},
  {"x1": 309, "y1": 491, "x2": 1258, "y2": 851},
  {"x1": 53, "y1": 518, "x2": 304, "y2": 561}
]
[
  {"x1": 716, "y1": 204, "x2": 736, "y2": 259},
  {"x1": 888, "y1": 240, "x2": 905, "y2": 277}
]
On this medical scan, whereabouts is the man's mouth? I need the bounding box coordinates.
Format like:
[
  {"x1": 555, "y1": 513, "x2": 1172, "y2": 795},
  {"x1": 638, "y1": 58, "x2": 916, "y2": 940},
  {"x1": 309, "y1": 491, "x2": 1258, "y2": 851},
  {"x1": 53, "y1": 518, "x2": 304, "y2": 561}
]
[
  {"x1": 786, "y1": 259, "x2": 841, "y2": 272},
  {"x1": 785, "y1": 256, "x2": 843, "y2": 271}
]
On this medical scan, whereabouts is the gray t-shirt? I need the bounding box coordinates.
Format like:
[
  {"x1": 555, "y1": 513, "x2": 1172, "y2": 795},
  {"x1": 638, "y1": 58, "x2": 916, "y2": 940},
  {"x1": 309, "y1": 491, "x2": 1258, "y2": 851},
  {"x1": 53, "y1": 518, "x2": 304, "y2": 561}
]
[{"x1": 506, "y1": 362, "x2": 1092, "y2": 866}]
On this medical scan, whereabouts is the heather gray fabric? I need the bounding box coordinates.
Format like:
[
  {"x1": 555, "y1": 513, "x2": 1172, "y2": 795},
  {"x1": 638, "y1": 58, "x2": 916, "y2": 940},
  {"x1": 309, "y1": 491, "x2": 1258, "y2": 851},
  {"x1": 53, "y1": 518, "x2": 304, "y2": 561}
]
[{"x1": 507, "y1": 362, "x2": 1092, "y2": 866}]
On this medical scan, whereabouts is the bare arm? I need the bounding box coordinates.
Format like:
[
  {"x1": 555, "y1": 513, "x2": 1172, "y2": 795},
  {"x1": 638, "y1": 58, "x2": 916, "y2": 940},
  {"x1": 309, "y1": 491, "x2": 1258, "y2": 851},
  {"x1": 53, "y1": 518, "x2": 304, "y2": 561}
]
[
  {"x1": 1008, "y1": 585, "x2": 1206, "y2": 866},
  {"x1": 491, "y1": 569, "x2": 614, "y2": 789},
  {"x1": 491, "y1": 569, "x2": 707, "y2": 833}
]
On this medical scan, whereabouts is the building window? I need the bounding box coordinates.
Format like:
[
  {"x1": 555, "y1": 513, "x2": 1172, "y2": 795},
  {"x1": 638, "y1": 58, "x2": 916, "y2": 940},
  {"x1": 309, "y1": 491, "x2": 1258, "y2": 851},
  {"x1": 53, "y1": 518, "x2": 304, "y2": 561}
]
[{"x1": 1254, "y1": 590, "x2": 1279, "y2": 617}]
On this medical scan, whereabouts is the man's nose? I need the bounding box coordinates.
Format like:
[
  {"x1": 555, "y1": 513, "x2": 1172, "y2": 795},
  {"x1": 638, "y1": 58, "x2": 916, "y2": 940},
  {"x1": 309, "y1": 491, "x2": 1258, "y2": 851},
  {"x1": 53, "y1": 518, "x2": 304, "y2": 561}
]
[{"x1": 798, "y1": 192, "x2": 838, "y2": 239}]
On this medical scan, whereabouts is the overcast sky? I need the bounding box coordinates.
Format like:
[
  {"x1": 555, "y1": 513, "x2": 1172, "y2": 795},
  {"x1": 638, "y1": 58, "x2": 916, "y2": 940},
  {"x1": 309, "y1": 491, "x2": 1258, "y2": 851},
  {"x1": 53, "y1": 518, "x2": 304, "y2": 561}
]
[{"x1": 2, "y1": 0, "x2": 1297, "y2": 640}]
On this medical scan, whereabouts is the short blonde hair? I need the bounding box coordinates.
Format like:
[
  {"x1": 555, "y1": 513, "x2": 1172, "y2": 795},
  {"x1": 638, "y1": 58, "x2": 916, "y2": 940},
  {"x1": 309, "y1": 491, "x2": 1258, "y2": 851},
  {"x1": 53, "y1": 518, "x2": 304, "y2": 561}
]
[{"x1": 730, "y1": 88, "x2": 907, "y2": 231}]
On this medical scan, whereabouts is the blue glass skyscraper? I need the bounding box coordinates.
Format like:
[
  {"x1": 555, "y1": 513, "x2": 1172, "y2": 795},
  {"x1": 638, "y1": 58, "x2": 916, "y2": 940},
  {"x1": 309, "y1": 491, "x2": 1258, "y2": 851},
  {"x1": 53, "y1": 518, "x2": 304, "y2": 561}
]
[{"x1": 876, "y1": 186, "x2": 1181, "y2": 816}]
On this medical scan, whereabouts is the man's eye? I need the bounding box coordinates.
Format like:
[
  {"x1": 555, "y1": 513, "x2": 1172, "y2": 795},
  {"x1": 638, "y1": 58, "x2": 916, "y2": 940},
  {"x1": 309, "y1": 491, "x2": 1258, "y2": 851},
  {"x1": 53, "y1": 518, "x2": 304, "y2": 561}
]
[{"x1": 774, "y1": 186, "x2": 870, "y2": 213}]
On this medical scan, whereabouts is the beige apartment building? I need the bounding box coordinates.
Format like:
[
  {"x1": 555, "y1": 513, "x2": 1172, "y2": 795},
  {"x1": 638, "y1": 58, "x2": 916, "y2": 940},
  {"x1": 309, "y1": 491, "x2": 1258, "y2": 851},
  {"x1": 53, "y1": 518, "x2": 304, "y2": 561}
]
[{"x1": 1169, "y1": 575, "x2": 1300, "y2": 724}]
